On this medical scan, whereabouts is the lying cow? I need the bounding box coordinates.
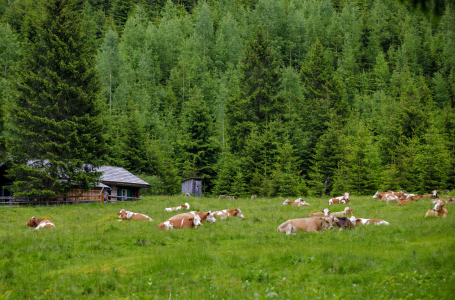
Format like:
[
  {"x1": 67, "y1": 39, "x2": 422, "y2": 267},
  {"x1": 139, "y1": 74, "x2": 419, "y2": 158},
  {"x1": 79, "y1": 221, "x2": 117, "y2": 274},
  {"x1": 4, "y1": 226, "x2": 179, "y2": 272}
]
[
  {"x1": 422, "y1": 190, "x2": 438, "y2": 199},
  {"x1": 397, "y1": 197, "x2": 411, "y2": 206},
  {"x1": 309, "y1": 208, "x2": 331, "y2": 217},
  {"x1": 330, "y1": 207, "x2": 354, "y2": 216},
  {"x1": 331, "y1": 216, "x2": 355, "y2": 230},
  {"x1": 158, "y1": 214, "x2": 202, "y2": 230},
  {"x1": 169, "y1": 211, "x2": 216, "y2": 223},
  {"x1": 251, "y1": 195, "x2": 257, "y2": 200},
  {"x1": 406, "y1": 194, "x2": 422, "y2": 201},
  {"x1": 381, "y1": 193, "x2": 399, "y2": 202},
  {"x1": 117, "y1": 209, "x2": 153, "y2": 221},
  {"x1": 26, "y1": 217, "x2": 55, "y2": 230},
  {"x1": 212, "y1": 208, "x2": 244, "y2": 219},
  {"x1": 283, "y1": 199, "x2": 310, "y2": 206},
  {"x1": 349, "y1": 216, "x2": 390, "y2": 226},
  {"x1": 328, "y1": 192, "x2": 350, "y2": 205},
  {"x1": 277, "y1": 216, "x2": 333, "y2": 235},
  {"x1": 425, "y1": 201, "x2": 448, "y2": 218},
  {"x1": 165, "y1": 203, "x2": 190, "y2": 212}
]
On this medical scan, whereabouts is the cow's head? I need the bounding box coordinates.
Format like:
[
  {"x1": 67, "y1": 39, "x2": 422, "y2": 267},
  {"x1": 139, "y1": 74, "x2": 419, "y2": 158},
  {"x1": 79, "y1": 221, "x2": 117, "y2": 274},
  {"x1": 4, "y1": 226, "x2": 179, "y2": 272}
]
[
  {"x1": 373, "y1": 191, "x2": 379, "y2": 199},
  {"x1": 349, "y1": 216, "x2": 361, "y2": 225},
  {"x1": 323, "y1": 208, "x2": 330, "y2": 216},
  {"x1": 184, "y1": 203, "x2": 190, "y2": 209},
  {"x1": 432, "y1": 190, "x2": 438, "y2": 197},
  {"x1": 26, "y1": 217, "x2": 37, "y2": 227},
  {"x1": 344, "y1": 207, "x2": 353, "y2": 214},
  {"x1": 206, "y1": 211, "x2": 216, "y2": 223},
  {"x1": 295, "y1": 198, "x2": 303, "y2": 202},
  {"x1": 192, "y1": 214, "x2": 202, "y2": 227},
  {"x1": 432, "y1": 202, "x2": 441, "y2": 211},
  {"x1": 344, "y1": 192, "x2": 350, "y2": 199},
  {"x1": 319, "y1": 216, "x2": 333, "y2": 229},
  {"x1": 283, "y1": 199, "x2": 290, "y2": 205},
  {"x1": 235, "y1": 209, "x2": 244, "y2": 218},
  {"x1": 118, "y1": 209, "x2": 126, "y2": 218}
]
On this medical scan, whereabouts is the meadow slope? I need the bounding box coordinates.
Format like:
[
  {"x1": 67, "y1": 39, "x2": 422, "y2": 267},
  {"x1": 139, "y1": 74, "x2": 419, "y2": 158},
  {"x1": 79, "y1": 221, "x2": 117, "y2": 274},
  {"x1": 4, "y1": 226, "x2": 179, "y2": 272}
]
[{"x1": 1, "y1": 195, "x2": 454, "y2": 299}]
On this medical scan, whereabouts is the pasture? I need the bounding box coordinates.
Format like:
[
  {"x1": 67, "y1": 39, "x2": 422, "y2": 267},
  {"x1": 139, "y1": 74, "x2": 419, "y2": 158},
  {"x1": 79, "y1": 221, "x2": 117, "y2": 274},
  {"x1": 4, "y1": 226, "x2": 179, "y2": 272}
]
[{"x1": 1, "y1": 195, "x2": 454, "y2": 299}]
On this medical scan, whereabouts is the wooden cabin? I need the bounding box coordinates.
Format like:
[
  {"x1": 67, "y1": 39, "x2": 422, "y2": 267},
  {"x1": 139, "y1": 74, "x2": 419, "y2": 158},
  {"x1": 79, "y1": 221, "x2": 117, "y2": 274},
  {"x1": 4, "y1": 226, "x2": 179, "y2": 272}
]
[
  {"x1": 0, "y1": 163, "x2": 150, "y2": 204},
  {"x1": 181, "y1": 178, "x2": 202, "y2": 197}
]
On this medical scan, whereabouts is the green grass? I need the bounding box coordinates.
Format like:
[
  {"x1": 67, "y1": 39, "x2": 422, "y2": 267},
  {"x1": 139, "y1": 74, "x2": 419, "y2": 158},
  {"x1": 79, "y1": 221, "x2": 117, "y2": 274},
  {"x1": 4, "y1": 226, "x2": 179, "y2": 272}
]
[{"x1": 1, "y1": 195, "x2": 454, "y2": 299}]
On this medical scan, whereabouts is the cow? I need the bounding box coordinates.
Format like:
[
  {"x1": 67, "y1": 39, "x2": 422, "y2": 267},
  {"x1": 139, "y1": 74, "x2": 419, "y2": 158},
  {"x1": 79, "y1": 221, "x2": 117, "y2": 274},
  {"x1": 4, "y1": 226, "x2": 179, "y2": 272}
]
[
  {"x1": 226, "y1": 196, "x2": 235, "y2": 200},
  {"x1": 283, "y1": 199, "x2": 310, "y2": 206},
  {"x1": 431, "y1": 198, "x2": 450, "y2": 204},
  {"x1": 373, "y1": 191, "x2": 389, "y2": 200},
  {"x1": 331, "y1": 216, "x2": 355, "y2": 230},
  {"x1": 406, "y1": 194, "x2": 422, "y2": 201},
  {"x1": 26, "y1": 217, "x2": 55, "y2": 230},
  {"x1": 219, "y1": 195, "x2": 227, "y2": 199},
  {"x1": 165, "y1": 203, "x2": 190, "y2": 212},
  {"x1": 425, "y1": 201, "x2": 448, "y2": 218},
  {"x1": 422, "y1": 190, "x2": 438, "y2": 199},
  {"x1": 277, "y1": 216, "x2": 333, "y2": 235},
  {"x1": 330, "y1": 207, "x2": 354, "y2": 216},
  {"x1": 328, "y1": 192, "x2": 350, "y2": 205},
  {"x1": 157, "y1": 214, "x2": 202, "y2": 230},
  {"x1": 381, "y1": 193, "x2": 399, "y2": 202},
  {"x1": 397, "y1": 197, "x2": 411, "y2": 206},
  {"x1": 349, "y1": 216, "x2": 390, "y2": 226},
  {"x1": 251, "y1": 195, "x2": 257, "y2": 200},
  {"x1": 447, "y1": 197, "x2": 455, "y2": 204},
  {"x1": 169, "y1": 211, "x2": 216, "y2": 223},
  {"x1": 212, "y1": 208, "x2": 244, "y2": 219},
  {"x1": 118, "y1": 210, "x2": 153, "y2": 221},
  {"x1": 309, "y1": 208, "x2": 331, "y2": 217}
]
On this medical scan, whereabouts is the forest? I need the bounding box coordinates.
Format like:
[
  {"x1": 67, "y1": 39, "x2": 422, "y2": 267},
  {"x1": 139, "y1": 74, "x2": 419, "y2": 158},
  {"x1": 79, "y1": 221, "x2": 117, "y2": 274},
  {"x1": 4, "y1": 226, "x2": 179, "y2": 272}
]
[{"x1": 0, "y1": 0, "x2": 455, "y2": 197}]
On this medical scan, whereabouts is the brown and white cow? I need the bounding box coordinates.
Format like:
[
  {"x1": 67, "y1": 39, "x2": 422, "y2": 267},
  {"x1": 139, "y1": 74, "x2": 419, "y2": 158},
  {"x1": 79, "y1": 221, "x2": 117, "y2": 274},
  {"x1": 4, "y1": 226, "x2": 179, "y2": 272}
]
[
  {"x1": 309, "y1": 208, "x2": 331, "y2": 217},
  {"x1": 169, "y1": 211, "x2": 216, "y2": 223},
  {"x1": 157, "y1": 214, "x2": 202, "y2": 230},
  {"x1": 277, "y1": 216, "x2": 333, "y2": 235},
  {"x1": 212, "y1": 208, "x2": 244, "y2": 219},
  {"x1": 118, "y1": 209, "x2": 153, "y2": 221},
  {"x1": 381, "y1": 193, "x2": 399, "y2": 202},
  {"x1": 422, "y1": 190, "x2": 438, "y2": 199},
  {"x1": 328, "y1": 192, "x2": 350, "y2": 205},
  {"x1": 349, "y1": 216, "x2": 390, "y2": 226},
  {"x1": 406, "y1": 194, "x2": 422, "y2": 201},
  {"x1": 251, "y1": 195, "x2": 257, "y2": 200},
  {"x1": 26, "y1": 217, "x2": 55, "y2": 230},
  {"x1": 425, "y1": 201, "x2": 448, "y2": 218},
  {"x1": 165, "y1": 203, "x2": 190, "y2": 212},
  {"x1": 283, "y1": 199, "x2": 310, "y2": 206},
  {"x1": 373, "y1": 191, "x2": 388, "y2": 200},
  {"x1": 331, "y1": 216, "x2": 355, "y2": 230},
  {"x1": 397, "y1": 197, "x2": 411, "y2": 206},
  {"x1": 330, "y1": 207, "x2": 354, "y2": 216}
]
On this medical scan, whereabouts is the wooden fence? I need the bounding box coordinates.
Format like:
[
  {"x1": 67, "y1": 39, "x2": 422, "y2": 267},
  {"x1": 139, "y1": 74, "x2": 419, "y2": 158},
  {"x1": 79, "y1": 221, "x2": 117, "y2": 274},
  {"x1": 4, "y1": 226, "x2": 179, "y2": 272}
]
[{"x1": 0, "y1": 194, "x2": 142, "y2": 205}]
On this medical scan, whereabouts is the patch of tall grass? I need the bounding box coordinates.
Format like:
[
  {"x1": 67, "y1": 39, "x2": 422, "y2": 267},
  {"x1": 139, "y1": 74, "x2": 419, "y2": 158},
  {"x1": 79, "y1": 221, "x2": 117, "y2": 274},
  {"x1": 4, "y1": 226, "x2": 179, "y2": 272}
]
[{"x1": 0, "y1": 195, "x2": 454, "y2": 299}]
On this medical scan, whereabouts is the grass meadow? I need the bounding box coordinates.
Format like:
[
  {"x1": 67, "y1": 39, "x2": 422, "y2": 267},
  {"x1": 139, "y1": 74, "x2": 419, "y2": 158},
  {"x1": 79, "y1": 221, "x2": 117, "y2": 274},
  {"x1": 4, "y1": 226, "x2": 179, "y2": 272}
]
[{"x1": 0, "y1": 195, "x2": 454, "y2": 299}]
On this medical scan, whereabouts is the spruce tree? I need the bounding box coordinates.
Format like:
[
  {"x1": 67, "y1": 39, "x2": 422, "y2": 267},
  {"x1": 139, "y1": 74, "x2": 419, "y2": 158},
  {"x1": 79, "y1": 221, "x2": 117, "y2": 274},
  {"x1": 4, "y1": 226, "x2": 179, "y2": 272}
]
[{"x1": 7, "y1": 0, "x2": 107, "y2": 197}]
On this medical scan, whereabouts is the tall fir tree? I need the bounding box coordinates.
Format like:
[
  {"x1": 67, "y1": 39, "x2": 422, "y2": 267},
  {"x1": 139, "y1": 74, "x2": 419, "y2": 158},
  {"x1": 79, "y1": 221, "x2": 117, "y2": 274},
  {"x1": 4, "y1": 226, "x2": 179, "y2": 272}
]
[{"x1": 7, "y1": 0, "x2": 107, "y2": 197}]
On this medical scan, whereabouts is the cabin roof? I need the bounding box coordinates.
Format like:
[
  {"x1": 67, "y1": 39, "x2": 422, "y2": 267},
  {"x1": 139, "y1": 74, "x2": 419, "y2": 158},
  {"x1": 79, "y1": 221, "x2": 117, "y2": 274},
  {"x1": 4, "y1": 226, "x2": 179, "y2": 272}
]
[
  {"x1": 97, "y1": 166, "x2": 150, "y2": 187},
  {"x1": 181, "y1": 177, "x2": 203, "y2": 183}
]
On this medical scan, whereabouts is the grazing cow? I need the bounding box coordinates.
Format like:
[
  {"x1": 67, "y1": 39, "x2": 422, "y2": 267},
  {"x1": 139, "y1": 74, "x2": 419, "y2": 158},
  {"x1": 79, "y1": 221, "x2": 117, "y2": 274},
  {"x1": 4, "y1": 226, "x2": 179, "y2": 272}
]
[
  {"x1": 26, "y1": 217, "x2": 55, "y2": 230},
  {"x1": 157, "y1": 214, "x2": 202, "y2": 230},
  {"x1": 277, "y1": 216, "x2": 333, "y2": 235},
  {"x1": 422, "y1": 190, "x2": 438, "y2": 199},
  {"x1": 328, "y1": 192, "x2": 350, "y2": 205},
  {"x1": 283, "y1": 199, "x2": 310, "y2": 206},
  {"x1": 170, "y1": 211, "x2": 216, "y2": 223},
  {"x1": 330, "y1": 207, "x2": 354, "y2": 216},
  {"x1": 425, "y1": 202, "x2": 448, "y2": 218},
  {"x1": 349, "y1": 216, "x2": 390, "y2": 226},
  {"x1": 251, "y1": 195, "x2": 257, "y2": 200},
  {"x1": 397, "y1": 197, "x2": 411, "y2": 206},
  {"x1": 165, "y1": 203, "x2": 190, "y2": 212},
  {"x1": 331, "y1": 216, "x2": 355, "y2": 230},
  {"x1": 309, "y1": 208, "x2": 331, "y2": 217},
  {"x1": 118, "y1": 210, "x2": 153, "y2": 221},
  {"x1": 212, "y1": 208, "x2": 244, "y2": 219}
]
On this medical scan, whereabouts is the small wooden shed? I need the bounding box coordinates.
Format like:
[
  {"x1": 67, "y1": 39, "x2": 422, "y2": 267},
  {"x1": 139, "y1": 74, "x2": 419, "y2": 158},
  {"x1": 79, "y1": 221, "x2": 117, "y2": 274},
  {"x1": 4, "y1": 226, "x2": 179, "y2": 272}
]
[{"x1": 181, "y1": 178, "x2": 202, "y2": 197}]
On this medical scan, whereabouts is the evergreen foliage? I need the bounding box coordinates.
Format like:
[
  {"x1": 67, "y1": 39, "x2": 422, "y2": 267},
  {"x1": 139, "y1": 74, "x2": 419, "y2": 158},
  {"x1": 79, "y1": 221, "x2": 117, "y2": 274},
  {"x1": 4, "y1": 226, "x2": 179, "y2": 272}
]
[{"x1": 7, "y1": 0, "x2": 107, "y2": 197}]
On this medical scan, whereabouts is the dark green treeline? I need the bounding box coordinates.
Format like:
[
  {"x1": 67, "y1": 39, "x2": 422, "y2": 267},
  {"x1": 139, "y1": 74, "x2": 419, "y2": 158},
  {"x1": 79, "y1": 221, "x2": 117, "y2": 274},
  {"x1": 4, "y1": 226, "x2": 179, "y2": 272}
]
[{"x1": 1, "y1": 0, "x2": 455, "y2": 197}]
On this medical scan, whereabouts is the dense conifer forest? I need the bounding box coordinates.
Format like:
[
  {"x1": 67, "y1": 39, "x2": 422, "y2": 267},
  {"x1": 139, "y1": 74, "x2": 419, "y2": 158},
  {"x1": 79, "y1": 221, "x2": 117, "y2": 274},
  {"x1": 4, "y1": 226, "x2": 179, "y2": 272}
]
[{"x1": 1, "y1": 0, "x2": 454, "y2": 197}]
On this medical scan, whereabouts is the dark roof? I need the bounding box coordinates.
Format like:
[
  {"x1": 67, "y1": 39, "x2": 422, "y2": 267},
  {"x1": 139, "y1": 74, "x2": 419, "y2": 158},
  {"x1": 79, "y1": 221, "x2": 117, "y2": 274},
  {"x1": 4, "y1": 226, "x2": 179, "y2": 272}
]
[
  {"x1": 97, "y1": 166, "x2": 150, "y2": 187},
  {"x1": 181, "y1": 177, "x2": 203, "y2": 183}
]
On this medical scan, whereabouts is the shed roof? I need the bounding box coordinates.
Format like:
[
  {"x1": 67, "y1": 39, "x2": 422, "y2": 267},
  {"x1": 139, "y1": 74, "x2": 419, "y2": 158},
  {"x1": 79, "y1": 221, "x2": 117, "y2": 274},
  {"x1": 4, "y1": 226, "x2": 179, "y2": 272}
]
[
  {"x1": 97, "y1": 166, "x2": 150, "y2": 187},
  {"x1": 181, "y1": 177, "x2": 203, "y2": 183}
]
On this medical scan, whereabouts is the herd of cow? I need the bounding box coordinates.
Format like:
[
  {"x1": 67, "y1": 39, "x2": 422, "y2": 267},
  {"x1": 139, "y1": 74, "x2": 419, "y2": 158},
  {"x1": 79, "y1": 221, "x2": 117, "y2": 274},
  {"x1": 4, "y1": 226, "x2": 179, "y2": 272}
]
[{"x1": 25, "y1": 190, "x2": 451, "y2": 233}]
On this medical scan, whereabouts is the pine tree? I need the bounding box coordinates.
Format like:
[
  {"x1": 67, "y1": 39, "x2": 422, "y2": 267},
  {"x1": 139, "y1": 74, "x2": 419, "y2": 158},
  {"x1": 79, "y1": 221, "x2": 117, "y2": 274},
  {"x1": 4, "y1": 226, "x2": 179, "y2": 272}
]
[
  {"x1": 226, "y1": 29, "x2": 284, "y2": 154},
  {"x1": 7, "y1": 0, "x2": 107, "y2": 197}
]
